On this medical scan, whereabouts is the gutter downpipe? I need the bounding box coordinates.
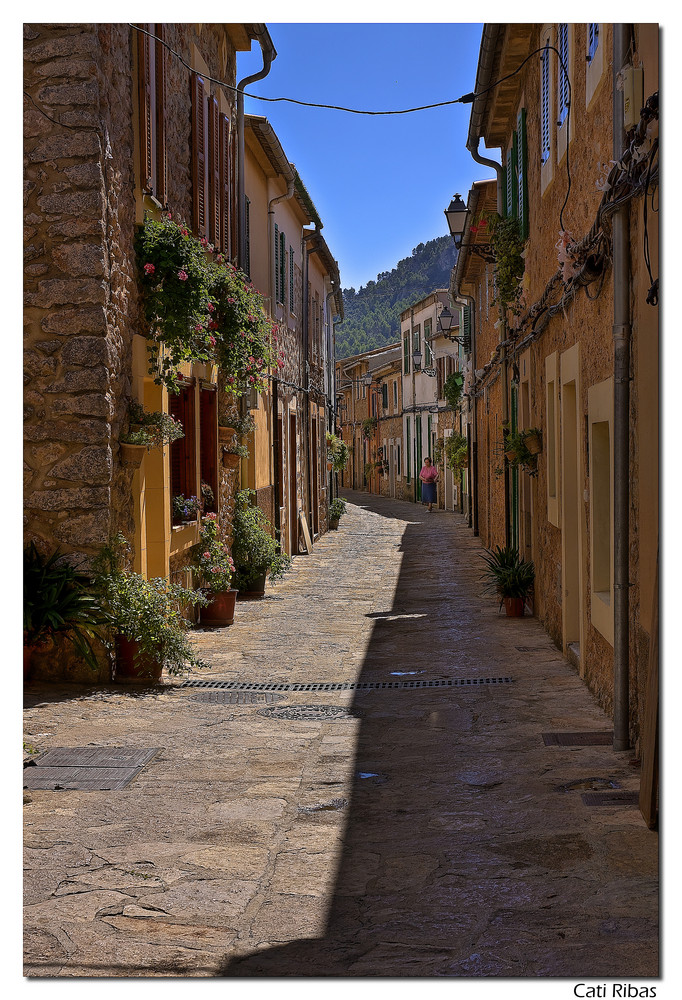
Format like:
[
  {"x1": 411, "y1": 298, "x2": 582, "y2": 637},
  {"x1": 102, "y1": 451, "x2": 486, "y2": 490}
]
[
  {"x1": 237, "y1": 26, "x2": 275, "y2": 271},
  {"x1": 466, "y1": 23, "x2": 509, "y2": 544},
  {"x1": 411, "y1": 308, "x2": 417, "y2": 504},
  {"x1": 454, "y1": 288, "x2": 477, "y2": 530},
  {"x1": 612, "y1": 24, "x2": 632, "y2": 752},
  {"x1": 325, "y1": 286, "x2": 337, "y2": 500}
]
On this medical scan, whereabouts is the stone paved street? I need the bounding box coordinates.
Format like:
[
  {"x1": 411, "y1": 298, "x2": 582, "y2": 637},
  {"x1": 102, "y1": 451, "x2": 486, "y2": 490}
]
[{"x1": 23, "y1": 491, "x2": 658, "y2": 978}]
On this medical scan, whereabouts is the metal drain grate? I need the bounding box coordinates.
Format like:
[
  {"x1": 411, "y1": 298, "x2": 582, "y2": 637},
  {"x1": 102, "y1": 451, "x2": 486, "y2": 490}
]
[
  {"x1": 23, "y1": 747, "x2": 159, "y2": 791},
  {"x1": 543, "y1": 731, "x2": 613, "y2": 746},
  {"x1": 181, "y1": 676, "x2": 513, "y2": 692},
  {"x1": 581, "y1": 790, "x2": 640, "y2": 806},
  {"x1": 190, "y1": 691, "x2": 287, "y2": 705}
]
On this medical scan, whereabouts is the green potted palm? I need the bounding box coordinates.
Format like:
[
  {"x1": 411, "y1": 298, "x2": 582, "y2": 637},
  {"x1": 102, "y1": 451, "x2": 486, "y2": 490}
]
[
  {"x1": 23, "y1": 543, "x2": 106, "y2": 679},
  {"x1": 231, "y1": 489, "x2": 291, "y2": 597},
  {"x1": 192, "y1": 513, "x2": 237, "y2": 626},
  {"x1": 92, "y1": 534, "x2": 207, "y2": 681},
  {"x1": 481, "y1": 545, "x2": 534, "y2": 617}
]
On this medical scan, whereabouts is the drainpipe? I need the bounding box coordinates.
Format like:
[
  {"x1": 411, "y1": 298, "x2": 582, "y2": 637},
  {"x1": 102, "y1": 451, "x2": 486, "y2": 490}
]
[
  {"x1": 410, "y1": 308, "x2": 417, "y2": 503},
  {"x1": 272, "y1": 376, "x2": 281, "y2": 542},
  {"x1": 237, "y1": 26, "x2": 275, "y2": 271},
  {"x1": 454, "y1": 290, "x2": 477, "y2": 530},
  {"x1": 612, "y1": 24, "x2": 632, "y2": 752},
  {"x1": 302, "y1": 232, "x2": 314, "y2": 533}
]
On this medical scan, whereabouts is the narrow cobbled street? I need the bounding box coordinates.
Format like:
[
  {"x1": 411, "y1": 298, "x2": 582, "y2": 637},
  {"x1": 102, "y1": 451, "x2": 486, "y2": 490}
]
[{"x1": 23, "y1": 493, "x2": 658, "y2": 978}]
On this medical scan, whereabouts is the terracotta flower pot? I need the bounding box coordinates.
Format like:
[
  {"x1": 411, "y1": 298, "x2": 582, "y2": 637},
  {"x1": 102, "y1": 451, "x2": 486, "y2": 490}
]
[
  {"x1": 222, "y1": 451, "x2": 241, "y2": 469},
  {"x1": 525, "y1": 432, "x2": 542, "y2": 455},
  {"x1": 329, "y1": 518, "x2": 340, "y2": 530},
  {"x1": 114, "y1": 636, "x2": 163, "y2": 683},
  {"x1": 503, "y1": 597, "x2": 525, "y2": 617},
  {"x1": 199, "y1": 588, "x2": 238, "y2": 626},
  {"x1": 218, "y1": 426, "x2": 236, "y2": 443},
  {"x1": 120, "y1": 442, "x2": 146, "y2": 466}
]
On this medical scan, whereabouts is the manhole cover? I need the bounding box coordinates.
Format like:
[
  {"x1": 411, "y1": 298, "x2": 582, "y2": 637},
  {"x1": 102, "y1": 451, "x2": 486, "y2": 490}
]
[
  {"x1": 581, "y1": 790, "x2": 639, "y2": 806},
  {"x1": 257, "y1": 704, "x2": 361, "y2": 721},
  {"x1": 190, "y1": 691, "x2": 287, "y2": 705}
]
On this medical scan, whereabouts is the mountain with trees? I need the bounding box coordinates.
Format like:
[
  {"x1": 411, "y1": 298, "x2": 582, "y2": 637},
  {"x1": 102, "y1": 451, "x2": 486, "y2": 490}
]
[{"x1": 335, "y1": 235, "x2": 457, "y2": 359}]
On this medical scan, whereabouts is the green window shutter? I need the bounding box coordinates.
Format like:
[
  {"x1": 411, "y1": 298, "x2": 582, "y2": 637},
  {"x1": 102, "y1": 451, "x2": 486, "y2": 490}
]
[
  {"x1": 289, "y1": 246, "x2": 294, "y2": 309},
  {"x1": 403, "y1": 334, "x2": 410, "y2": 374},
  {"x1": 279, "y1": 231, "x2": 286, "y2": 305},
  {"x1": 406, "y1": 416, "x2": 411, "y2": 482},
  {"x1": 506, "y1": 131, "x2": 518, "y2": 218},
  {"x1": 382, "y1": 383, "x2": 388, "y2": 409},
  {"x1": 517, "y1": 108, "x2": 528, "y2": 240},
  {"x1": 462, "y1": 305, "x2": 472, "y2": 354},
  {"x1": 505, "y1": 148, "x2": 514, "y2": 218},
  {"x1": 274, "y1": 223, "x2": 280, "y2": 303}
]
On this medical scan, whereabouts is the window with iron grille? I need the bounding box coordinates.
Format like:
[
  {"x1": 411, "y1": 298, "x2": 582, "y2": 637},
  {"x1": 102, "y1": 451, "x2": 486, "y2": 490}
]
[
  {"x1": 541, "y1": 43, "x2": 551, "y2": 165},
  {"x1": 557, "y1": 24, "x2": 570, "y2": 126}
]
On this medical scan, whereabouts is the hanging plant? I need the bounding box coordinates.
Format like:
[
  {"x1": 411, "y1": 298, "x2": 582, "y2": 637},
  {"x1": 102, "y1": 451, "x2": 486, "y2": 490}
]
[
  {"x1": 443, "y1": 372, "x2": 464, "y2": 411},
  {"x1": 362, "y1": 417, "x2": 378, "y2": 439},
  {"x1": 482, "y1": 212, "x2": 526, "y2": 316},
  {"x1": 443, "y1": 432, "x2": 469, "y2": 472},
  {"x1": 135, "y1": 214, "x2": 278, "y2": 396}
]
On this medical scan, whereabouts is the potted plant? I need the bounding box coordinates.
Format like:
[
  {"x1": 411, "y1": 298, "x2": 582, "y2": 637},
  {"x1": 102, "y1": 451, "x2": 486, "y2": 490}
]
[
  {"x1": 223, "y1": 441, "x2": 249, "y2": 469},
  {"x1": 503, "y1": 429, "x2": 538, "y2": 476},
  {"x1": 326, "y1": 432, "x2": 349, "y2": 475},
  {"x1": 443, "y1": 372, "x2": 464, "y2": 411},
  {"x1": 362, "y1": 417, "x2": 378, "y2": 439},
  {"x1": 231, "y1": 489, "x2": 292, "y2": 597},
  {"x1": 444, "y1": 432, "x2": 469, "y2": 473},
  {"x1": 192, "y1": 513, "x2": 237, "y2": 626},
  {"x1": 23, "y1": 543, "x2": 106, "y2": 679},
  {"x1": 92, "y1": 534, "x2": 207, "y2": 681},
  {"x1": 523, "y1": 427, "x2": 542, "y2": 455},
  {"x1": 481, "y1": 545, "x2": 534, "y2": 617},
  {"x1": 329, "y1": 497, "x2": 347, "y2": 530},
  {"x1": 172, "y1": 494, "x2": 200, "y2": 524}
]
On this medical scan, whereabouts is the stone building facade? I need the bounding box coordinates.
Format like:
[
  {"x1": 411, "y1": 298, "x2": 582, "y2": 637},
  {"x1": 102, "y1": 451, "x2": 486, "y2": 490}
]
[{"x1": 453, "y1": 23, "x2": 659, "y2": 748}]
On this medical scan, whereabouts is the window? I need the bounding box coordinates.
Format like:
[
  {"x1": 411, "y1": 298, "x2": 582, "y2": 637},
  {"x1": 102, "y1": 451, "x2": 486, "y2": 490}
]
[
  {"x1": 191, "y1": 73, "x2": 229, "y2": 250},
  {"x1": 274, "y1": 225, "x2": 285, "y2": 305},
  {"x1": 541, "y1": 43, "x2": 551, "y2": 165},
  {"x1": 396, "y1": 441, "x2": 401, "y2": 477},
  {"x1": 462, "y1": 306, "x2": 472, "y2": 354},
  {"x1": 199, "y1": 386, "x2": 218, "y2": 512},
  {"x1": 137, "y1": 23, "x2": 167, "y2": 205},
  {"x1": 382, "y1": 383, "x2": 388, "y2": 410},
  {"x1": 403, "y1": 333, "x2": 410, "y2": 375},
  {"x1": 557, "y1": 23, "x2": 570, "y2": 126},
  {"x1": 169, "y1": 380, "x2": 197, "y2": 510},
  {"x1": 517, "y1": 108, "x2": 528, "y2": 239},
  {"x1": 279, "y1": 230, "x2": 287, "y2": 307},
  {"x1": 405, "y1": 417, "x2": 411, "y2": 483},
  {"x1": 587, "y1": 23, "x2": 599, "y2": 63},
  {"x1": 546, "y1": 353, "x2": 559, "y2": 527},
  {"x1": 588, "y1": 376, "x2": 614, "y2": 643},
  {"x1": 424, "y1": 318, "x2": 432, "y2": 366},
  {"x1": 393, "y1": 379, "x2": 398, "y2": 409},
  {"x1": 413, "y1": 324, "x2": 421, "y2": 356}
]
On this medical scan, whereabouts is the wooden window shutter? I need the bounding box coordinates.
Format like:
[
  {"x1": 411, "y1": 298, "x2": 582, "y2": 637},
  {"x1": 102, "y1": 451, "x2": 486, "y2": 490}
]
[
  {"x1": 274, "y1": 223, "x2": 280, "y2": 302},
  {"x1": 192, "y1": 75, "x2": 207, "y2": 235},
  {"x1": 244, "y1": 197, "x2": 250, "y2": 277},
  {"x1": 558, "y1": 24, "x2": 569, "y2": 125},
  {"x1": 155, "y1": 24, "x2": 167, "y2": 205},
  {"x1": 208, "y1": 94, "x2": 221, "y2": 247},
  {"x1": 289, "y1": 246, "x2": 294, "y2": 309},
  {"x1": 517, "y1": 108, "x2": 528, "y2": 240},
  {"x1": 138, "y1": 24, "x2": 153, "y2": 192},
  {"x1": 168, "y1": 392, "x2": 183, "y2": 499},
  {"x1": 505, "y1": 148, "x2": 514, "y2": 218},
  {"x1": 219, "y1": 112, "x2": 230, "y2": 254},
  {"x1": 183, "y1": 385, "x2": 197, "y2": 499}
]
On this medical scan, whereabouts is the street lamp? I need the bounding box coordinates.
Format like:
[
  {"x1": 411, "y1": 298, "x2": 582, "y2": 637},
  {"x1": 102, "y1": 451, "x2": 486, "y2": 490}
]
[
  {"x1": 438, "y1": 306, "x2": 455, "y2": 334},
  {"x1": 444, "y1": 194, "x2": 467, "y2": 248},
  {"x1": 412, "y1": 347, "x2": 422, "y2": 370},
  {"x1": 362, "y1": 372, "x2": 372, "y2": 388}
]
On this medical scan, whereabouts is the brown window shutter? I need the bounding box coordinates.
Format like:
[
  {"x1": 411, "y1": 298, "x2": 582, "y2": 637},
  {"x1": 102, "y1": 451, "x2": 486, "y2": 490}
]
[
  {"x1": 219, "y1": 112, "x2": 230, "y2": 255},
  {"x1": 230, "y1": 125, "x2": 238, "y2": 258},
  {"x1": 199, "y1": 388, "x2": 218, "y2": 506},
  {"x1": 208, "y1": 95, "x2": 221, "y2": 247},
  {"x1": 155, "y1": 24, "x2": 167, "y2": 206},
  {"x1": 169, "y1": 384, "x2": 197, "y2": 501},
  {"x1": 184, "y1": 384, "x2": 197, "y2": 499},
  {"x1": 137, "y1": 24, "x2": 153, "y2": 192},
  {"x1": 168, "y1": 392, "x2": 183, "y2": 499},
  {"x1": 192, "y1": 75, "x2": 206, "y2": 236}
]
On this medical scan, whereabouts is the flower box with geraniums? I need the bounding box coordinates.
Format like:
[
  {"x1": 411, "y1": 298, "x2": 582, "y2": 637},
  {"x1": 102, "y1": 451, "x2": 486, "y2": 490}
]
[
  {"x1": 172, "y1": 494, "x2": 200, "y2": 525},
  {"x1": 23, "y1": 543, "x2": 107, "y2": 680},
  {"x1": 481, "y1": 545, "x2": 535, "y2": 617},
  {"x1": 329, "y1": 497, "x2": 347, "y2": 530},
  {"x1": 231, "y1": 489, "x2": 291, "y2": 597},
  {"x1": 92, "y1": 534, "x2": 207, "y2": 682},
  {"x1": 191, "y1": 513, "x2": 237, "y2": 626},
  {"x1": 136, "y1": 213, "x2": 281, "y2": 397}
]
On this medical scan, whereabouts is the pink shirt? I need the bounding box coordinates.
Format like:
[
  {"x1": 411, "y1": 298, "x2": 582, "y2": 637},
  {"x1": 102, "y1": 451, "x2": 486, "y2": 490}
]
[{"x1": 420, "y1": 465, "x2": 439, "y2": 483}]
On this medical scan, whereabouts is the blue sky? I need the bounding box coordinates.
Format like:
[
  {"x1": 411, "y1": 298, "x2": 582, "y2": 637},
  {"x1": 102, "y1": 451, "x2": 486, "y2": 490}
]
[{"x1": 239, "y1": 22, "x2": 494, "y2": 291}]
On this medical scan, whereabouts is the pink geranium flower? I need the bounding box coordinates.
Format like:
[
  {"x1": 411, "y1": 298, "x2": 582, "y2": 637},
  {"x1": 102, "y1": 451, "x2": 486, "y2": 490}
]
[
  {"x1": 144, "y1": 263, "x2": 155, "y2": 275},
  {"x1": 207, "y1": 302, "x2": 215, "y2": 312},
  {"x1": 177, "y1": 270, "x2": 189, "y2": 281},
  {"x1": 209, "y1": 336, "x2": 216, "y2": 346}
]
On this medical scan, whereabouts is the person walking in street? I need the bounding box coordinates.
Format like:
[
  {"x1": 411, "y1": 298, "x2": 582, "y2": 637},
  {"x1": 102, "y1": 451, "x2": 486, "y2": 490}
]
[{"x1": 419, "y1": 456, "x2": 439, "y2": 512}]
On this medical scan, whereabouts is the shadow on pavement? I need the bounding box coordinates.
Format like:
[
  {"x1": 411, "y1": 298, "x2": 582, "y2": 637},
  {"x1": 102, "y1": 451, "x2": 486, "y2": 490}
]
[{"x1": 218, "y1": 492, "x2": 540, "y2": 977}]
